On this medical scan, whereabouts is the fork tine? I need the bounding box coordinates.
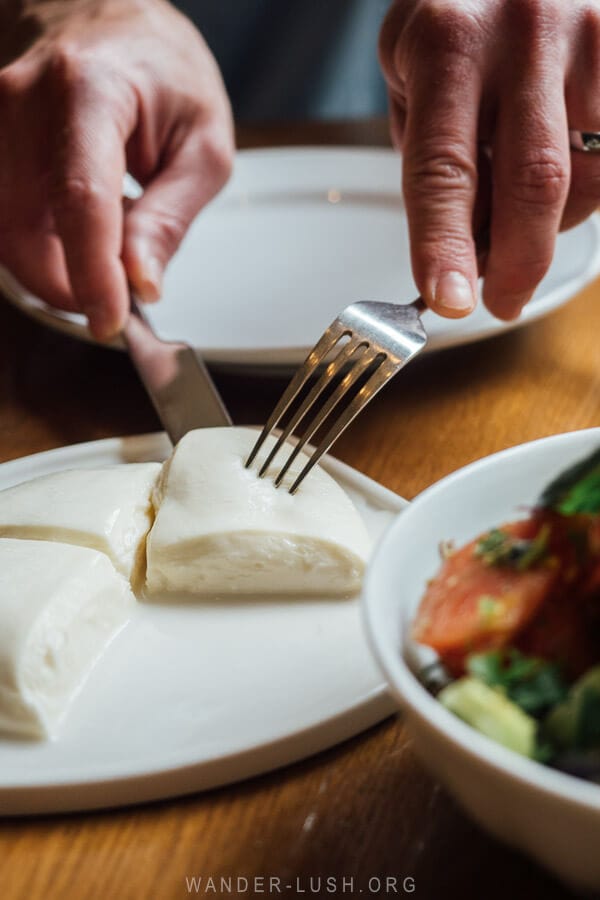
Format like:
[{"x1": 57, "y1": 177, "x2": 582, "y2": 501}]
[
  {"x1": 288, "y1": 357, "x2": 397, "y2": 494},
  {"x1": 245, "y1": 320, "x2": 348, "y2": 469},
  {"x1": 257, "y1": 337, "x2": 366, "y2": 477},
  {"x1": 273, "y1": 347, "x2": 380, "y2": 488}
]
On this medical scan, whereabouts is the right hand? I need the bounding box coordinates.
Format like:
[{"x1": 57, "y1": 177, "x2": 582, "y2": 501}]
[
  {"x1": 380, "y1": 0, "x2": 600, "y2": 322},
  {"x1": 0, "y1": 0, "x2": 234, "y2": 340}
]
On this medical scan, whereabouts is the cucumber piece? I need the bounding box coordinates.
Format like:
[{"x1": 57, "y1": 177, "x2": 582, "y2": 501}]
[
  {"x1": 545, "y1": 666, "x2": 600, "y2": 750},
  {"x1": 439, "y1": 677, "x2": 537, "y2": 757}
]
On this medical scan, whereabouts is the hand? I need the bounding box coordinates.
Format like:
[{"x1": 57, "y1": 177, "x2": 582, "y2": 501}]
[
  {"x1": 0, "y1": 0, "x2": 234, "y2": 340},
  {"x1": 380, "y1": 0, "x2": 598, "y2": 321}
]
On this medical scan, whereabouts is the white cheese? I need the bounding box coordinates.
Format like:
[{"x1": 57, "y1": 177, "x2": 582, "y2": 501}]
[
  {"x1": 0, "y1": 464, "x2": 161, "y2": 587},
  {"x1": 146, "y1": 427, "x2": 371, "y2": 597},
  {"x1": 0, "y1": 539, "x2": 134, "y2": 739}
]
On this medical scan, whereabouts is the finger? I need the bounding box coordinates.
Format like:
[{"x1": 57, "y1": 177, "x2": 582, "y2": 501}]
[
  {"x1": 388, "y1": 95, "x2": 406, "y2": 151},
  {"x1": 400, "y1": 13, "x2": 484, "y2": 318},
  {"x1": 561, "y1": 153, "x2": 600, "y2": 231},
  {"x1": 0, "y1": 64, "x2": 75, "y2": 311},
  {"x1": 123, "y1": 119, "x2": 233, "y2": 303},
  {"x1": 378, "y1": 0, "x2": 412, "y2": 95},
  {"x1": 0, "y1": 230, "x2": 75, "y2": 310},
  {"x1": 562, "y1": 8, "x2": 600, "y2": 231},
  {"x1": 49, "y1": 51, "x2": 136, "y2": 340},
  {"x1": 483, "y1": 22, "x2": 570, "y2": 319}
]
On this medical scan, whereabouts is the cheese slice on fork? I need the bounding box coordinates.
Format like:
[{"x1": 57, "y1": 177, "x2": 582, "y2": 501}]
[
  {"x1": 0, "y1": 539, "x2": 134, "y2": 739},
  {"x1": 146, "y1": 427, "x2": 371, "y2": 597},
  {"x1": 0, "y1": 464, "x2": 161, "y2": 588}
]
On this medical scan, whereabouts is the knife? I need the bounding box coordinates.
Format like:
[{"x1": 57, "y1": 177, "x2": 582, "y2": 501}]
[{"x1": 122, "y1": 296, "x2": 232, "y2": 444}]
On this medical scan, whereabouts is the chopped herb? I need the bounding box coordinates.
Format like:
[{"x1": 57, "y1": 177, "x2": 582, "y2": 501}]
[
  {"x1": 474, "y1": 525, "x2": 550, "y2": 571},
  {"x1": 467, "y1": 649, "x2": 568, "y2": 717},
  {"x1": 539, "y1": 446, "x2": 600, "y2": 515},
  {"x1": 478, "y1": 595, "x2": 500, "y2": 625},
  {"x1": 475, "y1": 529, "x2": 508, "y2": 562},
  {"x1": 515, "y1": 525, "x2": 551, "y2": 571}
]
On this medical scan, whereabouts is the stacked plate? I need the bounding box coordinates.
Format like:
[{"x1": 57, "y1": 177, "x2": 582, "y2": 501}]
[{"x1": 1, "y1": 147, "x2": 599, "y2": 371}]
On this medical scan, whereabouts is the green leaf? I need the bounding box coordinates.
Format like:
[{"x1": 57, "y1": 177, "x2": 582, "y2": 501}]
[
  {"x1": 467, "y1": 649, "x2": 568, "y2": 717},
  {"x1": 539, "y1": 446, "x2": 600, "y2": 515}
]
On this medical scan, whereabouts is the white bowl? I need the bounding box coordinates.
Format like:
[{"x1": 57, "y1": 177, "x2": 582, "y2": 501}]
[{"x1": 362, "y1": 428, "x2": 600, "y2": 891}]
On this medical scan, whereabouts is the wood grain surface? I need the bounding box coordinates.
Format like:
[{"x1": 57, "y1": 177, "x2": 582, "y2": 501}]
[{"x1": 0, "y1": 120, "x2": 597, "y2": 900}]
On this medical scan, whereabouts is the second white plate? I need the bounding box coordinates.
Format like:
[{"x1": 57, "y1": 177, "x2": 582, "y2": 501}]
[
  {"x1": 0, "y1": 433, "x2": 404, "y2": 815},
  {"x1": 1, "y1": 147, "x2": 599, "y2": 369}
]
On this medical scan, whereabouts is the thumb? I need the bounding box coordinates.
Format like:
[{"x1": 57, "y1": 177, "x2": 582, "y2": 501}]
[{"x1": 122, "y1": 126, "x2": 233, "y2": 302}]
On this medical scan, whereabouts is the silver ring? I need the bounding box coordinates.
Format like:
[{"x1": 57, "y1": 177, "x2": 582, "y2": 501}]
[{"x1": 569, "y1": 130, "x2": 600, "y2": 153}]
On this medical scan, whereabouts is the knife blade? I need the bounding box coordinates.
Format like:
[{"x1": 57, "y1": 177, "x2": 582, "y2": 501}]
[{"x1": 122, "y1": 296, "x2": 232, "y2": 445}]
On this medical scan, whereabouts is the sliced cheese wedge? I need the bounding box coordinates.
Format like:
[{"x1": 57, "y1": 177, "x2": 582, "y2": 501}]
[
  {"x1": 0, "y1": 464, "x2": 161, "y2": 587},
  {"x1": 146, "y1": 427, "x2": 371, "y2": 597},
  {"x1": 0, "y1": 539, "x2": 134, "y2": 739}
]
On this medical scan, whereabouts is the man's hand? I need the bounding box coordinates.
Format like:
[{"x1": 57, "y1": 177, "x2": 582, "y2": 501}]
[
  {"x1": 380, "y1": 0, "x2": 598, "y2": 320},
  {"x1": 0, "y1": 0, "x2": 234, "y2": 339}
]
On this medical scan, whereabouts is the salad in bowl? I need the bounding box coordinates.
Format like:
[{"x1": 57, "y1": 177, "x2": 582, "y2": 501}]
[
  {"x1": 363, "y1": 429, "x2": 600, "y2": 891},
  {"x1": 414, "y1": 445, "x2": 600, "y2": 777}
]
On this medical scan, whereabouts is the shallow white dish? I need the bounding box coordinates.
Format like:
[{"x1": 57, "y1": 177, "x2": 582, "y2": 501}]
[
  {"x1": 0, "y1": 432, "x2": 404, "y2": 815},
  {"x1": 1, "y1": 147, "x2": 599, "y2": 370},
  {"x1": 363, "y1": 428, "x2": 600, "y2": 891}
]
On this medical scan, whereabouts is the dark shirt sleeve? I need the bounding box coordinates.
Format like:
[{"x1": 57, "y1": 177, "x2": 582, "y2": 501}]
[{"x1": 174, "y1": 0, "x2": 390, "y2": 121}]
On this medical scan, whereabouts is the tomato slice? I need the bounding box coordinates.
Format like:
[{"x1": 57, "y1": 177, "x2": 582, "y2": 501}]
[{"x1": 413, "y1": 519, "x2": 560, "y2": 674}]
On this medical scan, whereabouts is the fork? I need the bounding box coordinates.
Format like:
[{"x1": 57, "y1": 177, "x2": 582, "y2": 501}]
[{"x1": 245, "y1": 298, "x2": 428, "y2": 494}]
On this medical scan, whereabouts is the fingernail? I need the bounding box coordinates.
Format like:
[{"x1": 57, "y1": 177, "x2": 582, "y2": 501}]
[
  {"x1": 136, "y1": 256, "x2": 162, "y2": 304},
  {"x1": 84, "y1": 305, "x2": 121, "y2": 343},
  {"x1": 434, "y1": 272, "x2": 475, "y2": 315},
  {"x1": 502, "y1": 293, "x2": 531, "y2": 321}
]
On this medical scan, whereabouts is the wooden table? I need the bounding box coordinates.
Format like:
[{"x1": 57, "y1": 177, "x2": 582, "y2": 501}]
[{"x1": 0, "y1": 120, "x2": 597, "y2": 900}]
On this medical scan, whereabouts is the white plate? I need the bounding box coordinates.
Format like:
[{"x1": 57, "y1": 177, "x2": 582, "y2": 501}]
[
  {"x1": 2, "y1": 147, "x2": 599, "y2": 370},
  {"x1": 363, "y1": 429, "x2": 600, "y2": 891},
  {"x1": 0, "y1": 433, "x2": 404, "y2": 815}
]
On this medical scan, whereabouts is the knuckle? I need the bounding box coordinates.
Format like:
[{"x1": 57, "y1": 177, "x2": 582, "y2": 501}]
[
  {"x1": 405, "y1": 148, "x2": 477, "y2": 198},
  {"x1": 202, "y1": 131, "x2": 234, "y2": 187},
  {"x1": 509, "y1": 156, "x2": 568, "y2": 209},
  {"x1": 45, "y1": 42, "x2": 96, "y2": 99},
  {"x1": 147, "y1": 212, "x2": 189, "y2": 255},
  {"x1": 51, "y1": 175, "x2": 105, "y2": 212},
  {"x1": 0, "y1": 69, "x2": 20, "y2": 106},
  {"x1": 47, "y1": 42, "x2": 84, "y2": 83}
]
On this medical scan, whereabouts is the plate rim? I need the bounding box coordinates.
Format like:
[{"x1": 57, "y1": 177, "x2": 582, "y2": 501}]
[{"x1": 1, "y1": 144, "x2": 599, "y2": 370}]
